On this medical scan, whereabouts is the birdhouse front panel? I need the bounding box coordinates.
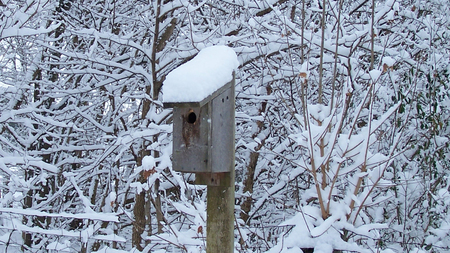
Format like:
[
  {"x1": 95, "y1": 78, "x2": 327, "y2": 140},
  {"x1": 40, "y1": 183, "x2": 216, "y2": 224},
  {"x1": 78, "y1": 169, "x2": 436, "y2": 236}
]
[{"x1": 172, "y1": 106, "x2": 210, "y2": 173}]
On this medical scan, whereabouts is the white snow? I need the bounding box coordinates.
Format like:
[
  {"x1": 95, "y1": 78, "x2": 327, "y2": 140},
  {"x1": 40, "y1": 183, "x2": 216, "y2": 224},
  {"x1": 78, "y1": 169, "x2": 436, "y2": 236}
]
[
  {"x1": 248, "y1": 18, "x2": 257, "y2": 27},
  {"x1": 46, "y1": 240, "x2": 71, "y2": 252},
  {"x1": 267, "y1": 206, "x2": 365, "y2": 253},
  {"x1": 142, "y1": 155, "x2": 156, "y2": 170},
  {"x1": 0, "y1": 207, "x2": 120, "y2": 222},
  {"x1": 382, "y1": 56, "x2": 395, "y2": 67},
  {"x1": 92, "y1": 247, "x2": 130, "y2": 253},
  {"x1": 369, "y1": 69, "x2": 382, "y2": 81},
  {"x1": 162, "y1": 45, "x2": 239, "y2": 103},
  {"x1": 109, "y1": 191, "x2": 117, "y2": 203},
  {"x1": 1, "y1": 24, "x2": 62, "y2": 40},
  {"x1": 310, "y1": 214, "x2": 340, "y2": 237}
]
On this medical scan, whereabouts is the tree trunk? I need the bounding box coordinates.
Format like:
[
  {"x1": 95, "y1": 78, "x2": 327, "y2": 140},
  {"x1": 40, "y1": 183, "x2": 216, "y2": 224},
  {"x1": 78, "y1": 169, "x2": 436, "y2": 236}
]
[
  {"x1": 132, "y1": 189, "x2": 146, "y2": 251},
  {"x1": 240, "y1": 151, "x2": 259, "y2": 224}
]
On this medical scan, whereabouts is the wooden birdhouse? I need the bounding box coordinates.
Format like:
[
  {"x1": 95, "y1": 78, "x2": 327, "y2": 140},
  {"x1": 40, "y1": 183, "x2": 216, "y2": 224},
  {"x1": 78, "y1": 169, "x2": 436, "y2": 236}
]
[{"x1": 162, "y1": 46, "x2": 238, "y2": 177}]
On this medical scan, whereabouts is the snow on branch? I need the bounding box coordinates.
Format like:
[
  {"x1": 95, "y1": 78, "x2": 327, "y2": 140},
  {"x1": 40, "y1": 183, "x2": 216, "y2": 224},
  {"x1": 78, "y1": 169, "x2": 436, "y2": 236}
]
[{"x1": 0, "y1": 208, "x2": 120, "y2": 223}]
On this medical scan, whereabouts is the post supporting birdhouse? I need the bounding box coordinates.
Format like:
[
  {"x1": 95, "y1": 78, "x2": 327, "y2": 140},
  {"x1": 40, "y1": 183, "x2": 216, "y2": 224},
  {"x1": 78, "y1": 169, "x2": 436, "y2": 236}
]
[{"x1": 206, "y1": 171, "x2": 235, "y2": 253}]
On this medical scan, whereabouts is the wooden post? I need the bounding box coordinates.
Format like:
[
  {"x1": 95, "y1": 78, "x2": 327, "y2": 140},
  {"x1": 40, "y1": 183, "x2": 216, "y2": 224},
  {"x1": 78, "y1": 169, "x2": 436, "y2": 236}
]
[{"x1": 206, "y1": 171, "x2": 235, "y2": 253}]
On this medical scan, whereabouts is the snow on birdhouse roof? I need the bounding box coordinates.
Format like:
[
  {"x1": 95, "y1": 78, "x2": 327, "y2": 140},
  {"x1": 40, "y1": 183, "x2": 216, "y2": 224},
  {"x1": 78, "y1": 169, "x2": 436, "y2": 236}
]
[{"x1": 162, "y1": 45, "x2": 239, "y2": 107}]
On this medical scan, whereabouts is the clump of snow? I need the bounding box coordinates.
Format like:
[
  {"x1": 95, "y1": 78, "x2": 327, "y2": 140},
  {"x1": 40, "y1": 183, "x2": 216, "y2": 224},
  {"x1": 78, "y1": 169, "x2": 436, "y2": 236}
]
[
  {"x1": 299, "y1": 62, "x2": 310, "y2": 80},
  {"x1": 142, "y1": 155, "x2": 156, "y2": 170},
  {"x1": 81, "y1": 225, "x2": 94, "y2": 243},
  {"x1": 265, "y1": 205, "x2": 367, "y2": 253},
  {"x1": 369, "y1": 69, "x2": 382, "y2": 81},
  {"x1": 382, "y1": 56, "x2": 395, "y2": 67},
  {"x1": 308, "y1": 104, "x2": 330, "y2": 122},
  {"x1": 109, "y1": 191, "x2": 117, "y2": 203},
  {"x1": 162, "y1": 45, "x2": 239, "y2": 103},
  {"x1": 46, "y1": 240, "x2": 71, "y2": 252},
  {"x1": 13, "y1": 192, "x2": 23, "y2": 201},
  {"x1": 248, "y1": 18, "x2": 257, "y2": 27}
]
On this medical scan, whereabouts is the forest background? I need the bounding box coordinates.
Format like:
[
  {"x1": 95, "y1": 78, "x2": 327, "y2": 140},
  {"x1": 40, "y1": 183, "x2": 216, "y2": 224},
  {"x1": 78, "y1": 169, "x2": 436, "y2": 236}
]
[{"x1": 0, "y1": 0, "x2": 449, "y2": 252}]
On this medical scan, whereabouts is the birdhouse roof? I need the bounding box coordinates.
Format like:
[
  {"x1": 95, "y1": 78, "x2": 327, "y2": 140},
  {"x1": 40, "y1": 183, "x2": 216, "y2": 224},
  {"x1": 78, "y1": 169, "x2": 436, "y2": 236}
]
[{"x1": 162, "y1": 45, "x2": 239, "y2": 107}]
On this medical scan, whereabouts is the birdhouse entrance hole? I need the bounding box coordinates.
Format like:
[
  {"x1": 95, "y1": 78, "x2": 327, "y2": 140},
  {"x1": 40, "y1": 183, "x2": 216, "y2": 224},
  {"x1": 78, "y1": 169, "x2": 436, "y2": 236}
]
[{"x1": 187, "y1": 111, "x2": 197, "y2": 124}]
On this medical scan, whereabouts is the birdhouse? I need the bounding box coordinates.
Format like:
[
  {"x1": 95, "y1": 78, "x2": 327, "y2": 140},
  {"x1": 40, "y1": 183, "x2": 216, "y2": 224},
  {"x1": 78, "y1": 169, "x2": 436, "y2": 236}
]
[
  {"x1": 163, "y1": 78, "x2": 235, "y2": 174},
  {"x1": 162, "y1": 45, "x2": 238, "y2": 175}
]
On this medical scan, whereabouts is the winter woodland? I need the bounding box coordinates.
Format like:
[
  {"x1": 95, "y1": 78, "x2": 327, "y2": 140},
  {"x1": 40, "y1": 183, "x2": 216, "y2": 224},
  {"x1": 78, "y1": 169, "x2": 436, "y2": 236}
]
[{"x1": 0, "y1": 0, "x2": 449, "y2": 252}]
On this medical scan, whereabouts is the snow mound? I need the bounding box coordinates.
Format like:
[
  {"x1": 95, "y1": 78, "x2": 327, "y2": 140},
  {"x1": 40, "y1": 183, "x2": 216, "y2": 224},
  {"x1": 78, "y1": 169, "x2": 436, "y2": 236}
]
[{"x1": 162, "y1": 45, "x2": 239, "y2": 103}]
